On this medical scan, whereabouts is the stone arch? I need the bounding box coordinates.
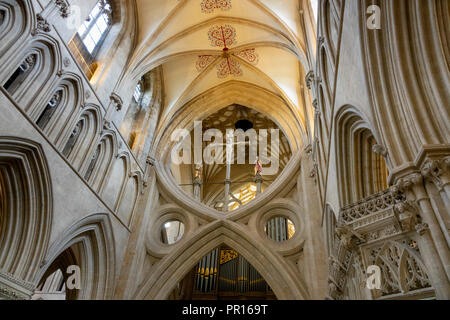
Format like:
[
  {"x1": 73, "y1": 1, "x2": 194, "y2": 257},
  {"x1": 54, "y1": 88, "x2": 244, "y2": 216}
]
[
  {"x1": 320, "y1": 0, "x2": 339, "y2": 57},
  {"x1": 374, "y1": 240, "x2": 433, "y2": 298},
  {"x1": 0, "y1": 0, "x2": 33, "y2": 57},
  {"x1": 62, "y1": 105, "x2": 102, "y2": 170},
  {"x1": 31, "y1": 74, "x2": 84, "y2": 146},
  {"x1": 36, "y1": 213, "x2": 116, "y2": 300},
  {"x1": 318, "y1": 45, "x2": 334, "y2": 98},
  {"x1": 83, "y1": 131, "x2": 118, "y2": 192},
  {"x1": 154, "y1": 81, "x2": 306, "y2": 162},
  {"x1": 116, "y1": 171, "x2": 141, "y2": 227},
  {"x1": 0, "y1": 137, "x2": 52, "y2": 295},
  {"x1": 360, "y1": 0, "x2": 449, "y2": 168},
  {"x1": 335, "y1": 105, "x2": 389, "y2": 206},
  {"x1": 101, "y1": 152, "x2": 130, "y2": 209},
  {"x1": 2, "y1": 36, "x2": 61, "y2": 109},
  {"x1": 135, "y1": 221, "x2": 309, "y2": 300}
]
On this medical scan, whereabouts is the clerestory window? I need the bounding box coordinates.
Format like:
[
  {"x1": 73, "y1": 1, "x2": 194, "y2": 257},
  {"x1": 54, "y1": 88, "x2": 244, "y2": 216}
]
[{"x1": 77, "y1": 1, "x2": 112, "y2": 55}]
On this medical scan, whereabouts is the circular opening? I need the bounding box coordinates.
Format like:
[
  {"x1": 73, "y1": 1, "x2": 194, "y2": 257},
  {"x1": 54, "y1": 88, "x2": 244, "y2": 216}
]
[
  {"x1": 264, "y1": 216, "x2": 295, "y2": 242},
  {"x1": 234, "y1": 119, "x2": 254, "y2": 132},
  {"x1": 160, "y1": 220, "x2": 185, "y2": 245}
]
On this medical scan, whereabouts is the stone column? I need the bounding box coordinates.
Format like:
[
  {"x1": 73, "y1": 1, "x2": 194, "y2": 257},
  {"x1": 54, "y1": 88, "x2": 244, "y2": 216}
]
[
  {"x1": 397, "y1": 173, "x2": 450, "y2": 281},
  {"x1": 114, "y1": 158, "x2": 157, "y2": 299},
  {"x1": 298, "y1": 149, "x2": 328, "y2": 299},
  {"x1": 414, "y1": 222, "x2": 450, "y2": 299}
]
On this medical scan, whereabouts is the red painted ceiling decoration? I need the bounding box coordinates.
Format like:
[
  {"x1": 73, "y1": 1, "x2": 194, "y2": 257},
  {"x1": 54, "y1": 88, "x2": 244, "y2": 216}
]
[
  {"x1": 198, "y1": 25, "x2": 259, "y2": 78},
  {"x1": 208, "y1": 24, "x2": 237, "y2": 48},
  {"x1": 216, "y1": 55, "x2": 242, "y2": 78},
  {"x1": 201, "y1": 0, "x2": 232, "y2": 14}
]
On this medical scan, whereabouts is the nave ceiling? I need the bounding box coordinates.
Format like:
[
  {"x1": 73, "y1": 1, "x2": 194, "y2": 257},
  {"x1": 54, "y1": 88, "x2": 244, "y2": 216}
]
[{"x1": 124, "y1": 0, "x2": 316, "y2": 150}]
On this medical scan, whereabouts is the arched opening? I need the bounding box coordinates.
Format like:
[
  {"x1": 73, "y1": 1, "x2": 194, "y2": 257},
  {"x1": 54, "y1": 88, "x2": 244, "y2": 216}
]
[
  {"x1": 0, "y1": 138, "x2": 52, "y2": 299},
  {"x1": 36, "y1": 89, "x2": 63, "y2": 130},
  {"x1": 168, "y1": 246, "x2": 277, "y2": 300},
  {"x1": 68, "y1": 0, "x2": 113, "y2": 79},
  {"x1": 170, "y1": 104, "x2": 292, "y2": 212},
  {"x1": 2, "y1": 53, "x2": 37, "y2": 93},
  {"x1": 120, "y1": 68, "x2": 162, "y2": 161},
  {"x1": 336, "y1": 107, "x2": 390, "y2": 205},
  {"x1": 32, "y1": 246, "x2": 80, "y2": 300}
]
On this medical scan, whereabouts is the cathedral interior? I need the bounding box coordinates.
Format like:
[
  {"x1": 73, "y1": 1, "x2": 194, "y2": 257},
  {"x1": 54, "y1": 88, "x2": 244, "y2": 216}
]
[{"x1": 0, "y1": 0, "x2": 449, "y2": 300}]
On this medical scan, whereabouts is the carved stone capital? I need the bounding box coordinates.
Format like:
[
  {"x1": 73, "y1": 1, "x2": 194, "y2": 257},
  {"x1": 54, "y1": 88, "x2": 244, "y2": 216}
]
[
  {"x1": 304, "y1": 144, "x2": 313, "y2": 155},
  {"x1": 372, "y1": 144, "x2": 388, "y2": 157},
  {"x1": 392, "y1": 173, "x2": 423, "y2": 197},
  {"x1": 336, "y1": 225, "x2": 357, "y2": 249},
  {"x1": 415, "y1": 222, "x2": 430, "y2": 236},
  {"x1": 32, "y1": 14, "x2": 51, "y2": 35},
  {"x1": 305, "y1": 70, "x2": 315, "y2": 90},
  {"x1": 55, "y1": 0, "x2": 71, "y2": 18},
  {"x1": 421, "y1": 159, "x2": 448, "y2": 189},
  {"x1": 110, "y1": 93, "x2": 123, "y2": 111},
  {"x1": 146, "y1": 156, "x2": 156, "y2": 166},
  {"x1": 103, "y1": 120, "x2": 112, "y2": 130},
  {"x1": 394, "y1": 200, "x2": 418, "y2": 232}
]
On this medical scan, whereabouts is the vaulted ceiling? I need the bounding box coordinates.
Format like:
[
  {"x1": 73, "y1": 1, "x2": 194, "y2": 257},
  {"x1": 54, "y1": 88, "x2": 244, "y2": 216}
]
[{"x1": 126, "y1": 0, "x2": 316, "y2": 145}]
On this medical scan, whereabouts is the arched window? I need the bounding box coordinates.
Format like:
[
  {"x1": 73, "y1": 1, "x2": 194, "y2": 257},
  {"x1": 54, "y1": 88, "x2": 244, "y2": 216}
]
[
  {"x1": 84, "y1": 144, "x2": 101, "y2": 181},
  {"x1": 36, "y1": 90, "x2": 63, "y2": 129},
  {"x1": 62, "y1": 121, "x2": 83, "y2": 157},
  {"x1": 133, "y1": 81, "x2": 144, "y2": 103},
  {"x1": 3, "y1": 54, "x2": 37, "y2": 94},
  {"x1": 77, "y1": 1, "x2": 112, "y2": 55}
]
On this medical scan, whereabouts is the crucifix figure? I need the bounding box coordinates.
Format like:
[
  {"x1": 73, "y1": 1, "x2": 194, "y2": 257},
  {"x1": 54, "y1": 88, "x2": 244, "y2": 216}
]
[
  {"x1": 254, "y1": 157, "x2": 263, "y2": 195},
  {"x1": 193, "y1": 165, "x2": 203, "y2": 200}
]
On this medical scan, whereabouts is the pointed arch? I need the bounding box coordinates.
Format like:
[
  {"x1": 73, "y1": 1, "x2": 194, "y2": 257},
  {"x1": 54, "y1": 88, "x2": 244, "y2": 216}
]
[
  {"x1": 117, "y1": 171, "x2": 142, "y2": 227},
  {"x1": 335, "y1": 105, "x2": 389, "y2": 206},
  {"x1": 135, "y1": 221, "x2": 309, "y2": 300},
  {"x1": 83, "y1": 131, "x2": 118, "y2": 192},
  {"x1": 0, "y1": 0, "x2": 34, "y2": 57},
  {"x1": 62, "y1": 105, "x2": 102, "y2": 170},
  {"x1": 101, "y1": 151, "x2": 130, "y2": 209},
  {"x1": 31, "y1": 74, "x2": 84, "y2": 147},
  {"x1": 1, "y1": 35, "x2": 62, "y2": 109},
  {"x1": 36, "y1": 213, "x2": 116, "y2": 300},
  {"x1": 0, "y1": 137, "x2": 52, "y2": 293}
]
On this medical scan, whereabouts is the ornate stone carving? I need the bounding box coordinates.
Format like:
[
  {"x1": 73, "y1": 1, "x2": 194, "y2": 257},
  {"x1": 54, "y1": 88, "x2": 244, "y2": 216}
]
[
  {"x1": 146, "y1": 156, "x2": 156, "y2": 166},
  {"x1": 110, "y1": 93, "x2": 123, "y2": 111},
  {"x1": 372, "y1": 144, "x2": 387, "y2": 157},
  {"x1": 55, "y1": 0, "x2": 71, "y2": 18},
  {"x1": 103, "y1": 120, "x2": 112, "y2": 130},
  {"x1": 421, "y1": 159, "x2": 447, "y2": 189},
  {"x1": 305, "y1": 70, "x2": 315, "y2": 90},
  {"x1": 63, "y1": 57, "x2": 71, "y2": 67},
  {"x1": 33, "y1": 14, "x2": 51, "y2": 35},
  {"x1": 393, "y1": 200, "x2": 418, "y2": 232},
  {"x1": 340, "y1": 189, "x2": 395, "y2": 223},
  {"x1": 415, "y1": 222, "x2": 429, "y2": 236}
]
